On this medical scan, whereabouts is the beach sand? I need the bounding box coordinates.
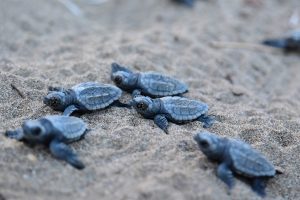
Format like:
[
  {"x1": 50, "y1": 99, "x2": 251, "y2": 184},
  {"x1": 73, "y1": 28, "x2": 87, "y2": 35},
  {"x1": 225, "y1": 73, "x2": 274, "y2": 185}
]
[{"x1": 0, "y1": 0, "x2": 300, "y2": 199}]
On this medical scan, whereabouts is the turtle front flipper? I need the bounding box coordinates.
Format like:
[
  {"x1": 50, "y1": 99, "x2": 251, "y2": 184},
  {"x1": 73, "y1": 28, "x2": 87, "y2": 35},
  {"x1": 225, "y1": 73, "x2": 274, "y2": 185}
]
[
  {"x1": 5, "y1": 128, "x2": 24, "y2": 141},
  {"x1": 154, "y1": 114, "x2": 169, "y2": 134},
  {"x1": 132, "y1": 89, "x2": 142, "y2": 98},
  {"x1": 217, "y1": 163, "x2": 235, "y2": 191},
  {"x1": 251, "y1": 178, "x2": 267, "y2": 197},
  {"x1": 112, "y1": 100, "x2": 132, "y2": 109},
  {"x1": 49, "y1": 139, "x2": 85, "y2": 170},
  {"x1": 111, "y1": 63, "x2": 133, "y2": 74},
  {"x1": 197, "y1": 114, "x2": 215, "y2": 128},
  {"x1": 63, "y1": 105, "x2": 79, "y2": 116},
  {"x1": 262, "y1": 38, "x2": 288, "y2": 49},
  {"x1": 48, "y1": 86, "x2": 65, "y2": 92}
]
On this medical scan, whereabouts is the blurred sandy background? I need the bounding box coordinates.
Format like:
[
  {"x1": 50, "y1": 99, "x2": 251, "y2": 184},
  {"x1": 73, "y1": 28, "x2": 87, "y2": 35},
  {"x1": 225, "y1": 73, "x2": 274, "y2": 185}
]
[{"x1": 0, "y1": 0, "x2": 300, "y2": 199}]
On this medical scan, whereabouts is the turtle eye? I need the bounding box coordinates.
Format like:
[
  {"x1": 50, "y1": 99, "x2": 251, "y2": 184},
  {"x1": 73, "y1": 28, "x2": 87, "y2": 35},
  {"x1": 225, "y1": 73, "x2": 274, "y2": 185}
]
[
  {"x1": 200, "y1": 140, "x2": 209, "y2": 148},
  {"x1": 114, "y1": 76, "x2": 123, "y2": 85},
  {"x1": 31, "y1": 126, "x2": 42, "y2": 136}
]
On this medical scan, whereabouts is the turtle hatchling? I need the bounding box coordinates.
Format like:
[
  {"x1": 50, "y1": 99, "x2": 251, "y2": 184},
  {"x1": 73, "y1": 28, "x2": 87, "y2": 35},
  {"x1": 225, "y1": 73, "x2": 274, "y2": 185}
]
[
  {"x1": 5, "y1": 115, "x2": 88, "y2": 169},
  {"x1": 262, "y1": 29, "x2": 300, "y2": 52},
  {"x1": 194, "y1": 131, "x2": 276, "y2": 197},
  {"x1": 131, "y1": 96, "x2": 215, "y2": 134},
  {"x1": 111, "y1": 63, "x2": 188, "y2": 98},
  {"x1": 44, "y1": 82, "x2": 130, "y2": 116}
]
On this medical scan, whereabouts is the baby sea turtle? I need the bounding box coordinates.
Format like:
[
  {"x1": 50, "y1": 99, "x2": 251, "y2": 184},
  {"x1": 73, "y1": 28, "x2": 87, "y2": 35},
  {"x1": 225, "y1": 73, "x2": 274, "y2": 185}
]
[
  {"x1": 131, "y1": 96, "x2": 215, "y2": 134},
  {"x1": 5, "y1": 115, "x2": 88, "y2": 169},
  {"x1": 194, "y1": 131, "x2": 276, "y2": 197},
  {"x1": 111, "y1": 63, "x2": 188, "y2": 98},
  {"x1": 44, "y1": 82, "x2": 130, "y2": 116},
  {"x1": 262, "y1": 30, "x2": 300, "y2": 52},
  {"x1": 171, "y1": 0, "x2": 195, "y2": 7}
]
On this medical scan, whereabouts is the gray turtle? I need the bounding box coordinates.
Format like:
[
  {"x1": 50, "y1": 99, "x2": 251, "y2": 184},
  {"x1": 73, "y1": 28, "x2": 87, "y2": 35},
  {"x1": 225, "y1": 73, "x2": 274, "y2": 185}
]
[
  {"x1": 5, "y1": 115, "x2": 88, "y2": 169},
  {"x1": 194, "y1": 131, "x2": 276, "y2": 197},
  {"x1": 131, "y1": 96, "x2": 215, "y2": 134},
  {"x1": 111, "y1": 63, "x2": 188, "y2": 98},
  {"x1": 44, "y1": 82, "x2": 130, "y2": 116}
]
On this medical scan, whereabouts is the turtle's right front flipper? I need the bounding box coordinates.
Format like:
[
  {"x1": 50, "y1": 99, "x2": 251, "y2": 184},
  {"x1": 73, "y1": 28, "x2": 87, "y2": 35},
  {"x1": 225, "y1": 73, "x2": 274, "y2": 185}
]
[
  {"x1": 63, "y1": 105, "x2": 79, "y2": 116},
  {"x1": 5, "y1": 128, "x2": 24, "y2": 141},
  {"x1": 50, "y1": 139, "x2": 85, "y2": 170},
  {"x1": 154, "y1": 114, "x2": 169, "y2": 134}
]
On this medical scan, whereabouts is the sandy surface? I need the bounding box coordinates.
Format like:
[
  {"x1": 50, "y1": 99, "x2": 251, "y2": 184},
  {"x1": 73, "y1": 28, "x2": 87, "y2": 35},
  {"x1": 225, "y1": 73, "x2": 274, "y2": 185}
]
[{"x1": 1, "y1": 0, "x2": 300, "y2": 199}]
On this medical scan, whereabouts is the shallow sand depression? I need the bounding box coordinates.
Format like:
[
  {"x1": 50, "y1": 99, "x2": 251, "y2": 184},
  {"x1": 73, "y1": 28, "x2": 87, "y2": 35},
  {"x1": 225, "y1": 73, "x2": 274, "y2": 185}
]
[{"x1": 0, "y1": 0, "x2": 300, "y2": 199}]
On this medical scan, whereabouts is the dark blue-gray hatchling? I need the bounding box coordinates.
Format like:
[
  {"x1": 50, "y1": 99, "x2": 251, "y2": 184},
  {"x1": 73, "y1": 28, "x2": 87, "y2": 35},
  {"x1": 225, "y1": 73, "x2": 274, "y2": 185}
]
[
  {"x1": 131, "y1": 96, "x2": 215, "y2": 134},
  {"x1": 5, "y1": 115, "x2": 88, "y2": 170},
  {"x1": 44, "y1": 82, "x2": 130, "y2": 116},
  {"x1": 194, "y1": 131, "x2": 276, "y2": 197},
  {"x1": 262, "y1": 30, "x2": 300, "y2": 52},
  {"x1": 111, "y1": 63, "x2": 188, "y2": 98}
]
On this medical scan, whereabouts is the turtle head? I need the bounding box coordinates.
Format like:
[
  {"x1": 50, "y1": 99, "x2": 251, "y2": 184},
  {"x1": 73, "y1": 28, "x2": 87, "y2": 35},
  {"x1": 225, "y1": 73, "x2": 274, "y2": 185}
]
[
  {"x1": 111, "y1": 63, "x2": 136, "y2": 90},
  {"x1": 22, "y1": 120, "x2": 46, "y2": 140},
  {"x1": 194, "y1": 131, "x2": 224, "y2": 161},
  {"x1": 43, "y1": 91, "x2": 67, "y2": 111},
  {"x1": 131, "y1": 96, "x2": 154, "y2": 116}
]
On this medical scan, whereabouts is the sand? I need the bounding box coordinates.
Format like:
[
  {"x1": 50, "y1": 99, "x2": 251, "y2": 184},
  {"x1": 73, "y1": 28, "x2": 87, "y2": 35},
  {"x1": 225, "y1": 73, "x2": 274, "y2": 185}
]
[{"x1": 0, "y1": 0, "x2": 300, "y2": 199}]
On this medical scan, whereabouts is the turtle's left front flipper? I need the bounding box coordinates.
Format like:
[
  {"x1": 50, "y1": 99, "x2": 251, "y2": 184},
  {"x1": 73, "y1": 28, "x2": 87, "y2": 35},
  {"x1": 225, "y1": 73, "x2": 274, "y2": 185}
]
[
  {"x1": 262, "y1": 37, "x2": 300, "y2": 51},
  {"x1": 112, "y1": 100, "x2": 132, "y2": 109},
  {"x1": 262, "y1": 38, "x2": 288, "y2": 49},
  {"x1": 50, "y1": 139, "x2": 85, "y2": 170},
  {"x1": 198, "y1": 114, "x2": 215, "y2": 128}
]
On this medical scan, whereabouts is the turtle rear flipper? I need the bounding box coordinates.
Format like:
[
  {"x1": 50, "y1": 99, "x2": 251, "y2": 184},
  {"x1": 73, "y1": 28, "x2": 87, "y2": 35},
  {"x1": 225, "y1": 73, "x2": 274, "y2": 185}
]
[{"x1": 50, "y1": 139, "x2": 85, "y2": 170}]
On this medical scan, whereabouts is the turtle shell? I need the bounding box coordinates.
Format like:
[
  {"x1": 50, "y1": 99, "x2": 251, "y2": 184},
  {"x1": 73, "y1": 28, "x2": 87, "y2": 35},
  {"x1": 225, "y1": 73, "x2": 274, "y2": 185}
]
[
  {"x1": 139, "y1": 72, "x2": 188, "y2": 97},
  {"x1": 43, "y1": 115, "x2": 87, "y2": 142},
  {"x1": 72, "y1": 82, "x2": 122, "y2": 110},
  {"x1": 229, "y1": 140, "x2": 276, "y2": 177},
  {"x1": 161, "y1": 97, "x2": 208, "y2": 121}
]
